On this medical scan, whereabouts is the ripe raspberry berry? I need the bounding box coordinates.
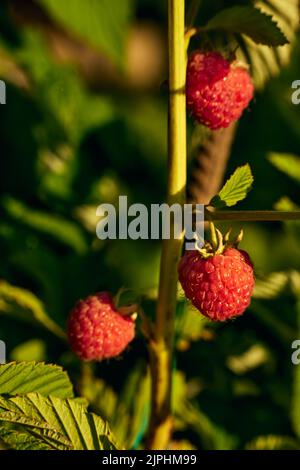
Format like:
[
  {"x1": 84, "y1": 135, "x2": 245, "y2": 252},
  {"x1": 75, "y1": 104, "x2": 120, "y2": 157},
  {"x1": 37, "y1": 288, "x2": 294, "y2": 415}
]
[
  {"x1": 186, "y1": 51, "x2": 254, "y2": 130},
  {"x1": 68, "y1": 292, "x2": 135, "y2": 361},
  {"x1": 178, "y1": 230, "x2": 255, "y2": 321}
]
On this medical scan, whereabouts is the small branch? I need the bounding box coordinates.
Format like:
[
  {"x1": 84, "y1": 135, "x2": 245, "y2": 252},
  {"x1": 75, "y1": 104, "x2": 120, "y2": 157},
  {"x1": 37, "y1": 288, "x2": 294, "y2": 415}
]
[
  {"x1": 147, "y1": 0, "x2": 187, "y2": 450},
  {"x1": 206, "y1": 210, "x2": 300, "y2": 222}
]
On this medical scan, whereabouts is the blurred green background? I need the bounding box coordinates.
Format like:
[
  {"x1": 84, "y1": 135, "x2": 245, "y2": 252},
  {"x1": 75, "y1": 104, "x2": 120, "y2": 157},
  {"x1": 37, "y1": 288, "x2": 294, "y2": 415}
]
[{"x1": 0, "y1": 0, "x2": 300, "y2": 450}]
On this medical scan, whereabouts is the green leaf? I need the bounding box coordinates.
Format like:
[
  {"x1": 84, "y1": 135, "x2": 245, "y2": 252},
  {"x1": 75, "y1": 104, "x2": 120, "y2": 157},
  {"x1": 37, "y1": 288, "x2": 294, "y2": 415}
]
[
  {"x1": 10, "y1": 340, "x2": 46, "y2": 363},
  {"x1": 16, "y1": 31, "x2": 115, "y2": 149},
  {"x1": 0, "y1": 424, "x2": 54, "y2": 450},
  {"x1": 193, "y1": 0, "x2": 297, "y2": 89},
  {"x1": 80, "y1": 362, "x2": 149, "y2": 449},
  {"x1": 204, "y1": 6, "x2": 288, "y2": 46},
  {"x1": 0, "y1": 281, "x2": 66, "y2": 340},
  {"x1": 290, "y1": 271, "x2": 300, "y2": 298},
  {"x1": 210, "y1": 164, "x2": 254, "y2": 209},
  {"x1": 275, "y1": 197, "x2": 300, "y2": 241},
  {"x1": 0, "y1": 393, "x2": 118, "y2": 450},
  {"x1": 291, "y1": 358, "x2": 300, "y2": 440},
  {"x1": 275, "y1": 197, "x2": 299, "y2": 212},
  {"x1": 246, "y1": 435, "x2": 300, "y2": 450},
  {"x1": 173, "y1": 372, "x2": 237, "y2": 450},
  {"x1": 38, "y1": 0, "x2": 133, "y2": 67},
  {"x1": 118, "y1": 365, "x2": 150, "y2": 449},
  {"x1": 175, "y1": 300, "x2": 208, "y2": 349},
  {"x1": 0, "y1": 362, "x2": 73, "y2": 398},
  {"x1": 253, "y1": 272, "x2": 289, "y2": 300},
  {"x1": 235, "y1": 0, "x2": 299, "y2": 89},
  {"x1": 226, "y1": 344, "x2": 271, "y2": 375},
  {"x1": 2, "y1": 197, "x2": 87, "y2": 254},
  {"x1": 251, "y1": 300, "x2": 294, "y2": 343},
  {"x1": 268, "y1": 153, "x2": 300, "y2": 184},
  {"x1": 0, "y1": 411, "x2": 72, "y2": 450}
]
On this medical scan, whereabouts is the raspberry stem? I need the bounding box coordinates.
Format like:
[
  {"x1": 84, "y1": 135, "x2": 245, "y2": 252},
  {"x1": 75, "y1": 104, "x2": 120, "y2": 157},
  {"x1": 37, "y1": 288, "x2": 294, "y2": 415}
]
[
  {"x1": 147, "y1": 0, "x2": 187, "y2": 450},
  {"x1": 209, "y1": 221, "x2": 218, "y2": 250}
]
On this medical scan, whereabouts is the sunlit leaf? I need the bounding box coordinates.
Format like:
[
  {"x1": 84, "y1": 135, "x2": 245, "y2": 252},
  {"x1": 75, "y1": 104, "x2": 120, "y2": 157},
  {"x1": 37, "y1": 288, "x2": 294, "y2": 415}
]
[
  {"x1": 253, "y1": 272, "x2": 289, "y2": 299},
  {"x1": 10, "y1": 340, "x2": 46, "y2": 363},
  {"x1": 80, "y1": 363, "x2": 149, "y2": 449},
  {"x1": 236, "y1": 0, "x2": 299, "y2": 88},
  {"x1": 0, "y1": 362, "x2": 73, "y2": 398},
  {"x1": 205, "y1": 6, "x2": 288, "y2": 46},
  {"x1": 38, "y1": 0, "x2": 133, "y2": 67},
  {"x1": 175, "y1": 300, "x2": 209, "y2": 350},
  {"x1": 246, "y1": 434, "x2": 300, "y2": 450},
  {"x1": 226, "y1": 345, "x2": 270, "y2": 375},
  {"x1": 0, "y1": 281, "x2": 66, "y2": 340},
  {"x1": 0, "y1": 393, "x2": 118, "y2": 450},
  {"x1": 268, "y1": 153, "x2": 300, "y2": 184},
  {"x1": 210, "y1": 164, "x2": 253, "y2": 208}
]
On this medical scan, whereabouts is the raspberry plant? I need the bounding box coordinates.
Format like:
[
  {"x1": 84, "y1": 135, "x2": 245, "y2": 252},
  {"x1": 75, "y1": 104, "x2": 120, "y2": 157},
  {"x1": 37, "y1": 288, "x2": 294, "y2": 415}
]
[{"x1": 0, "y1": 0, "x2": 300, "y2": 452}]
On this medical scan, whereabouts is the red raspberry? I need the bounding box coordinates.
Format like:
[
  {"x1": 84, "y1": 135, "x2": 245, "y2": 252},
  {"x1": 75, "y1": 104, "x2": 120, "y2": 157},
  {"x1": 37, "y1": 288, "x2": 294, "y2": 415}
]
[
  {"x1": 186, "y1": 51, "x2": 254, "y2": 130},
  {"x1": 178, "y1": 247, "x2": 255, "y2": 321},
  {"x1": 67, "y1": 292, "x2": 135, "y2": 361}
]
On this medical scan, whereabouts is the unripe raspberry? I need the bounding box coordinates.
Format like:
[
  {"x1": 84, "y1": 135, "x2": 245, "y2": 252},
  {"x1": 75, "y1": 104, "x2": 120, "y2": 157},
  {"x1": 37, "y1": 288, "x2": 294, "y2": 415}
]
[
  {"x1": 67, "y1": 292, "x2": 135, "y2": 361},
  {"x1": 186, "y1": 51, "x2": 254, "y2": 130},
  {"x1": 178, "y1": 247, "x2": 255, "y2": 321}
]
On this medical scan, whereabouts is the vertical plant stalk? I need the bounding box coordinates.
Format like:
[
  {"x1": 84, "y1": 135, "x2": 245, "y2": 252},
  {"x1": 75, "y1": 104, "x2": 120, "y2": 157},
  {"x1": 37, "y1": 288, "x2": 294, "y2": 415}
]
[{"x1": 147, "y1": 0, "x2": 187, "y2": 450}]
